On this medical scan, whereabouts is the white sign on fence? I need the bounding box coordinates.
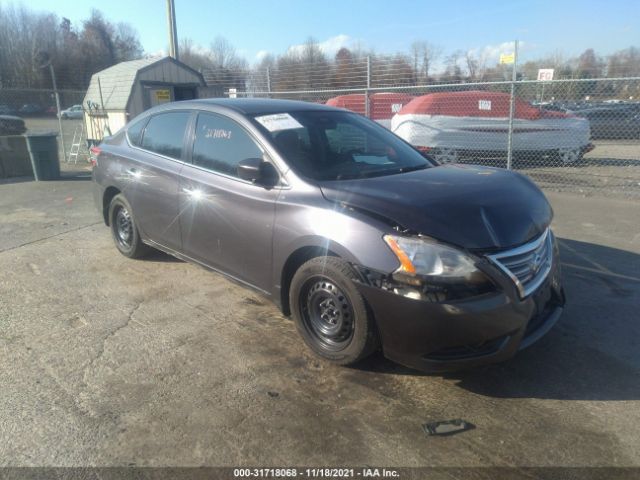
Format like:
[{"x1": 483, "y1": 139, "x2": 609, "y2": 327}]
[
  {"x1": 537, "y1": 69, "x2": 555, "y2": 81},
  {"x1": 478, "y1": 100, "x2": 492, "y2": 111}
]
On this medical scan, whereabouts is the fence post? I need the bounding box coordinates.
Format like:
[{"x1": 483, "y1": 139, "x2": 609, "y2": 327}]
[
  {"x1": 48, "y1": 64, "x2": 66, "y2": 161},
  {"x1": 506, "y1": 40, "x2": 519, "y2": 170},
  {"x1": 365, "y1": 55, "x2": 371, "y2": 118},
  {"x1": 266, "y1": 67, "x2": 271, "y2": 98}
]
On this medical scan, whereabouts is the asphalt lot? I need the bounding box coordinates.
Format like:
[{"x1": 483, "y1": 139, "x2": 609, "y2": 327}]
[
  {"x1": 0, "y1": 176, "x2": 639, "y2": 467},
  {"x1": 23, "y1": 117, "x2": 640, "y2": 197}
]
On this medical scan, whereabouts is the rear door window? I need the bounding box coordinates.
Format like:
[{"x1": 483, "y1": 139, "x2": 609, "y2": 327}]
[{"x1": 140, "y1": 111, "x2": 190, "y2": 160}]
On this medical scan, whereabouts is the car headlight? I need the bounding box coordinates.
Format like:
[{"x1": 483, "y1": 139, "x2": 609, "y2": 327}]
[{"x1": 383, "y1": 234, "x2": 495, "y2": 299}]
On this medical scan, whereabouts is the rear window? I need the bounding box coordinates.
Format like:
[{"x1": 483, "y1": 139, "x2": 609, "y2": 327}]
[
  {"x1": 126, "y1": 117, "x2": 147, "y2": 147},
  {"x1": 140, "y1": 111, "x2": 190, "y2": 159}
]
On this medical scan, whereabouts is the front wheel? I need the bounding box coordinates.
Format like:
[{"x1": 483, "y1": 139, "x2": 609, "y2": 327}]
[
  {"x1": 108, "y1": 194, "x2": 150, "y2": 258},
  {"x1": 290, "y1": 257, "x2": 379, "y2": 365}
]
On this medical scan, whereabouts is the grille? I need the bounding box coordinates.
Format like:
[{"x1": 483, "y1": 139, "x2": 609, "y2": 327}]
[{"x1": 487, "y1": 228, "x2": 553, "y2": 299}]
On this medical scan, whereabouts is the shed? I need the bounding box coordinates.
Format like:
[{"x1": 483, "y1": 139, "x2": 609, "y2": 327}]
[{"x1": 83, "y1": 56, "x2": 206, "y2": 143}]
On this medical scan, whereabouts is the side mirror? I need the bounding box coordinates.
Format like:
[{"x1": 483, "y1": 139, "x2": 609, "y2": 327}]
[{"x1": 237, "y1": 158, "x2": 279, "y2": 187}]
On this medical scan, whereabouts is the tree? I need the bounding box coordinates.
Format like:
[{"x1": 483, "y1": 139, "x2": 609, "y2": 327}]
[
  {"x1": 333, "y1": 47, "x2": 359, "y2": 88},
  {"x1": 371, "y1": 53, "x2": 414, "y2": 87},
  {"x1": 576, "y1": 49, "x2": 603, "y2": 78},
  {"x1": 179, "y1": 38, "x2": 213, "y2": 72},
  {"x1": 442, "y1": 50, "x2": 464, "y2": 83},
  {"x1": 465, "y1": 51, "x2": 479, "y2": 80},
  {"x1": 410, "y1": 41, "x2": 442, "y2": 82},
  {"x1": 0, "y1": 5, "x2": 143, "y2": 89},
  {"x1": 201, "y1": 36, "x2": 248, "y2": 90}
]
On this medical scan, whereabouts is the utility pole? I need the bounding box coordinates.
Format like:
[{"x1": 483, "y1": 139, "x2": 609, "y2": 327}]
[
  {"x1": 166, "y1": 0, "x2": 179, "y2": 60},
  {"x1": 365, "y1": 55, "x2": 371, "y2": 118},
  {"x1": 38, "y1": 51, "x2": 66, "y2": 160}
]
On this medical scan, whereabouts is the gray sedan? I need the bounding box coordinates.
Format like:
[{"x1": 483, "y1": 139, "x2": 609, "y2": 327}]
[{"x1": 91, "y1": 99, "x2": 564, "y2": 372}]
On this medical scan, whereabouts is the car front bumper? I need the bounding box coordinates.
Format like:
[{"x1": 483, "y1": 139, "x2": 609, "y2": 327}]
[{"x1": 356, "y1": 257, "x2": 565, "y2": 372}]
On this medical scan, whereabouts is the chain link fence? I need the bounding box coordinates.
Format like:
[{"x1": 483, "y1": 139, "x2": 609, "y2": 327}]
[
  {"x1": 0, "y1": 88, "x2": 89, "y2": 175},
  {"x1": 2, "y1": 75, "x2": 639, "y2": 196},
  {"x1": 224, "y1": 74, "x2": 640, "y2": 198}
]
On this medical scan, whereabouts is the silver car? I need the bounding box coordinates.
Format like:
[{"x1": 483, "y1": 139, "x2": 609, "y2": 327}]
[
  {"x1": 92, "y1": 99, "x2": 564, "y2": 372},
  {"x1": 60, "y1": 104, "x2": 84, "y2": 119}
]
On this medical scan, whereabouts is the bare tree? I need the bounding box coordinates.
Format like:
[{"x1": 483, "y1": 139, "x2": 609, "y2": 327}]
[
  {"x1": 179, "y1": 38, "x2": 213, "y2": 72},
  {"x1": 0, "y1": 5, "x2": 142, "y2": 89},
  {"x1": 443, "y1": 50, "x2": 464, "y2": 82},
  {"x1": 210, "y1": 36, "x2": 246, "y2": 70},
  {"x1": 465, "y1": 51, "x2": 479, "y2": 80},
  {"x1": 199, "y1": 37, "x2": 248, "y2": 90}
]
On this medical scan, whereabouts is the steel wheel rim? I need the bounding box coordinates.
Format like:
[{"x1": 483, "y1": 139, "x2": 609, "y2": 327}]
[
  {"x1": 300, "y1": 276, "x2": 354, "y2": 351},
  {"x1": 436, "y1": 148, "x2": 458, "y2": 164},
  {"x1": 115, "y1": 206, "x2": 133, "y2": 249},
  {"x1": 559, "y1": 148, "x2": 580, "y2": 164}
]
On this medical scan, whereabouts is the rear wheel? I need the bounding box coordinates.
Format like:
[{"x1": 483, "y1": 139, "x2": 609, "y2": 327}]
[
  {"x1": 557, "y1": 147, "x2": 583, "y2": 165},
  {"x1": 290, "y1": 257, "x2": 379, "y2": 365},
  {"x1": 108, "y1": 194, "x2": 150, "y2": 258}
]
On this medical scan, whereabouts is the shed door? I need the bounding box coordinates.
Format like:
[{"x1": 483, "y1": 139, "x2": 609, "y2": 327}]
[{"x1": 174, "y1": 87, "x2": 196, "y2": 101}]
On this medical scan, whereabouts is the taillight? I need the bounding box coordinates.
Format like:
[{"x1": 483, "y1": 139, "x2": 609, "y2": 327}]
[{"x1": 89, "y1": 146, "x2": 101, "y2": 166}]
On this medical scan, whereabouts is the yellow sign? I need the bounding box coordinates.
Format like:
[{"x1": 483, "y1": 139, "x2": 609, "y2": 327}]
[
  {"x1": 499, "y1": 53, "x2": 515, "y2": 65},
  {"x1": 154, "y1": 89, "x2": 171, "y2": 103}
]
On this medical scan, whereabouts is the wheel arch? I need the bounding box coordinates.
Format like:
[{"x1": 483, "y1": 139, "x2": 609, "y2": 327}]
[
  {"x1": 102, "y1": 186, "x2": 121, "y2": 225},
  {"x1": 279, "y1": 244, "x2": 346, "y2": 316}
]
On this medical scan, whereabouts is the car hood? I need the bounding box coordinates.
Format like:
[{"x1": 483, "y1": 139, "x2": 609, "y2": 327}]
[{"x1": 319, "y1": 164, "x2": 552, "y2": 250}]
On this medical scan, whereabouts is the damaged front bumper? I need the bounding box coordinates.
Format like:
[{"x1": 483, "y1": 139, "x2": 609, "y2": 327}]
[{"x1": 355, "y1": 253, "x2": 565, "y2": 373}]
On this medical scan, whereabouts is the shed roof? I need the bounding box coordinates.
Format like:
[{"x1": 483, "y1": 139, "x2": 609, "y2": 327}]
[{"x1": 83, "y1": 57, "x2": 160, "y2": 111}]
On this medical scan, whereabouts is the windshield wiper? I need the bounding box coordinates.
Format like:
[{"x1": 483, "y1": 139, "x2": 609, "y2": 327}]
[
  {"x1": 332, "y1": 164, "x2": 428, "y2": 181},
  {"x1": 398, "y1": 164, "x2": 429, "y2": 174}
]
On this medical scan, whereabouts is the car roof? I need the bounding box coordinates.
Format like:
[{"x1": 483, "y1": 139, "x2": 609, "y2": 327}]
[{"x1": 172, "y1": 98, "x2": 337, "y2": 116}]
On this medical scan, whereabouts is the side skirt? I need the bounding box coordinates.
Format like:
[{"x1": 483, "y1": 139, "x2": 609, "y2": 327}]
[{"x1": 143, "y1": 238, "x2": 272, "y2": 298}]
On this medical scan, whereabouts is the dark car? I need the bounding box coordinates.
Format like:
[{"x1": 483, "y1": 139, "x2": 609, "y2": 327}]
[
  {"x1": 0, "y1": 104, "x2": 16, "y2": 116},
  {"x1": 579, "y1": 105, "x2": 640, "y2": 139},
  {"x1": 0, "y1": 115, "x2": 26, "y2": 135},
  {"x1": 18, "y1": 103, "x2": 44, "y2": 116},
  {"x1": 92, "y1": 99, "x2": 564, "y2": 372}
]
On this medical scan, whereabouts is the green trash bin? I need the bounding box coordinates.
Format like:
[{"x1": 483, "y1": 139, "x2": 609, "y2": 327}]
[{"x1": 24, "y1": 132, "x2": 60, "y2": 181}]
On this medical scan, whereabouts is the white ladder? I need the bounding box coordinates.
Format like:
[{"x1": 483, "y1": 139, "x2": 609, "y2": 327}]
[{"x1": 67, "y1": 123, "x2": 85, "y2": 164}]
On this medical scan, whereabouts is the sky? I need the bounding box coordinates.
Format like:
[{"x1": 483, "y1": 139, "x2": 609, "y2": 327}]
[{"x1": 19, "y1": 0, "x2": 640, "y2": 65}]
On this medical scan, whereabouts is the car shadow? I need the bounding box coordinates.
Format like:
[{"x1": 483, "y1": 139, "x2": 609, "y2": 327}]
[
  {"x1": 0, "y1": 176, "x2": 33, "y2": 185},
  {"x1": 354, "y1": 238, "x2": 640, "y2": 401},
  {"x1": 145, "y1": 249, "x2": 183, "y2": 263},
  {"x1": 59, "y1": 172, "x2": 92, "y2": 181},
  {"x1": 454, "y1": 155, "x2": 639, "y2": 170}
]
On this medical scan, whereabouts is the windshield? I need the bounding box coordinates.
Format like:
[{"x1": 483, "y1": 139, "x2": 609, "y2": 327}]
[{"x1": 252, "y1": 110, "x2": 432, "y2": 181}]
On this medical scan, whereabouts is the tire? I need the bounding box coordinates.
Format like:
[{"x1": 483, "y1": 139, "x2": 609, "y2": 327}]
[
  {"x1": 557, "y1": 147, "x2": 583, "y2": 165},
  {"x1": 108, "y1": 193, "x2": 150, "y2": 259},
  {"x1": 290, "y1": 256, "x2": 379, "y2": 365}
]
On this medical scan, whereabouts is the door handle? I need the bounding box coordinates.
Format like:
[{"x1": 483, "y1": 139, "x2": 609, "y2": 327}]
[{"x1": 126, "y1": 168, "x2": 140, "y2": 176}]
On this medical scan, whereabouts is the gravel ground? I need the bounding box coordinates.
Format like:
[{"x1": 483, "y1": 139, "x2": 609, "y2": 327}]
[{"x1": 0, "y1": 178, "x2": 639, "y2": 468}]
